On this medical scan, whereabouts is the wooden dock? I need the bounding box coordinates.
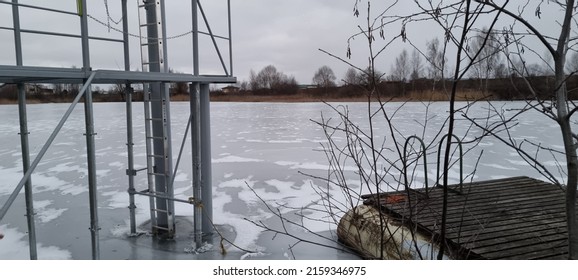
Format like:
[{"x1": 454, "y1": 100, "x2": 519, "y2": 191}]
[{"x1": 362, "y1": 176, "x2": 572, "y2": 259}]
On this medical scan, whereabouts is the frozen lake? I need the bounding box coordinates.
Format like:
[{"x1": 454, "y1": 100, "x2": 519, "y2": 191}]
[{"x1": 0, "y1": 101, "x2": 569, "y2": 259}]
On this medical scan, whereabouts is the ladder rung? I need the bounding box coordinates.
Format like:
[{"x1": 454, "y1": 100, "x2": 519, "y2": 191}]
[
  {"x1": 142, "y1": 61, "x2": 161, "y2": 65},
  {"x1": 140, "y1": 42, "x2": 158, "y2": 46},
  {"x1": 151, "y1": 208, "x2": 169, "y2": 213},
  {"x1": 138, "y1": 3, "x2": 155, "y2": 8},
  {"x1": 152, "y1": 225, "x2": 170, "y2": 231},
  {"x1": 139, "y1": 23, "x2": 157, "y2": 27},
  {"x1": 149, "y1": 172, "x2": 166, "y2": 176},
  {"x1": 147, "y1": 154, "x2": 165, "y2": 158}
]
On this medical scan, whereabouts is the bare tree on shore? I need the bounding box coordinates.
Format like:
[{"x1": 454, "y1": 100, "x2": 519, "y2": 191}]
[
  {"x1": 390, "y1": 49, "x2": 410, "y2": 82},
  {"x1": 410, "y1": 49, "x2": 424, "y2": 81},
  {"x1": 312, "y1": 65, "x2": 337, "y2": 88}
]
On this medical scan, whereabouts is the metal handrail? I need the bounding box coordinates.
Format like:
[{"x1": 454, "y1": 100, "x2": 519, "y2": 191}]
[
  {"x1": 436, "y1": 133, "x2": 464, "y2": 193},
  {"x1": 403, "y1": 135, "x2": 429, "y2": 196},
  {"x1": 0, "y1": 0, "x2": 78, "y2": 16},
  {"x1": 0, "y1": 71, "x2": 97, "y2": 221}
]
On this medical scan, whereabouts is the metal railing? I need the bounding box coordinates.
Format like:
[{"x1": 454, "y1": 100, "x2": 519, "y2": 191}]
[
  {"x1": 401, "y1": 133, "x2": 465, "y2": 196},
  {"x1": 403, "y1": 135, "x2": 430, "y2": 196},
  {"x1": 436, "y1": 134, "x2": 464, "y2": 193}
]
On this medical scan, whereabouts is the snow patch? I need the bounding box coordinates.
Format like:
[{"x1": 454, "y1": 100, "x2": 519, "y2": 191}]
[
  {"x1": 240, "y1": 251, "x2": 268, "y2": 260},
  {"x1": 265, "y1": 179, "x2": 294, "y2": 190},
  {"x1": 213, "y1": 155, "x2": 263, "y2": 163},
  {"x1": 482, "y1": 163, "x2": 518, "y2": 171}
]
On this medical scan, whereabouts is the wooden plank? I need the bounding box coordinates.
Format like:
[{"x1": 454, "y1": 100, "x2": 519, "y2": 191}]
[
  {"x1": 384, "y1": 184, "x2": 563, "y2": 217},
  {"x1": 537, "y1": 252, "x2": 568, "y2": 260},
  {"x1": 446, "y1": 215, "x2": 567, "y2": 240},
  {"x1": 498, "y1": 244, "x2": 567, "y2": 260},
  {"x1": 386, "y1": 181, "x2": 557, "y2": 206},
  {"x1": 401, "y1": 195, "x2": 564, "y2": 224},
  {"x1": 476, "y1": 233, "x2": 567, "y2": 257},
  {"x1": 460, "y1": 221, "x2": 567, "y2": 247},
  {"x1": 402, "y1": 187, "x2": 564, "y2": 215},
  {"x1": 491, "y1": 240, "x2": 567, "y2": 259},
  {"x1": 410, "y1": 200, "x2": 565, "y2": 229}
]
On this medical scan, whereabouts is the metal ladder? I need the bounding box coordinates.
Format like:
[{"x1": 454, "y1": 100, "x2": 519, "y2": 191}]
[{"x1": 137, "y1": 0, "x2": 174, "y2": 236}]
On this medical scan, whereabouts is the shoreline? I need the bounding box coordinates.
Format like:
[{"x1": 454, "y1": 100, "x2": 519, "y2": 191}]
[{"x1": 0, "y1": 92, "x2": 497, "y2": 105}]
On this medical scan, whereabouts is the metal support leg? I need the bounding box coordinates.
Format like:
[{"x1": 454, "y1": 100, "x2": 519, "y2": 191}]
[
  {"x1": 125, "y1": 87, "x2": 137, "y2": 235},
  {"x1": 80, "y1": 0, "x2": 99, "y2": 260},
  {"x1": 190, "y1": 83, "x2": 202, "y2": 247},
  {"x1": 17, "y1": 83, "x2": 38, "y2": 260},
  {"x1": 84, "y1": 85, "x2": 100, "y2": 260},
  {"x1": 13, "y1": 0, "x2": 37, "y2": 260},
  {"x1": 200, "y1": 84, "x2": 213, "y2": 235},
  {"x1": 121, "y1": 0, "x2": 136, "y2": 235}
]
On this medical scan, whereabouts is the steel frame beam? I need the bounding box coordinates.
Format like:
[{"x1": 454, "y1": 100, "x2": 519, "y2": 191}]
[{"x1": 0, "y1": 66, "x2": 236, "y2": 84}]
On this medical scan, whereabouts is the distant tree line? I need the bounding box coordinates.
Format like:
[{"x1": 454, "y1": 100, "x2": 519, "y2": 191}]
[{"x1": 239, "y1": 65, "x2": 299, "y2": 95}]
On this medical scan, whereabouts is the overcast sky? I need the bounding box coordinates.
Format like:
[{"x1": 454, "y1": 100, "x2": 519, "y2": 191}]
[{"x1": 0, "y1": 1, "x2": 565, "y2": 85}]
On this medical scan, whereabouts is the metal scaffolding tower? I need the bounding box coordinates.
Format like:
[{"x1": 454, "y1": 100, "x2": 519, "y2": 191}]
[{"x1": 0, "y1": 0, "x2": 235, "y2": 259}]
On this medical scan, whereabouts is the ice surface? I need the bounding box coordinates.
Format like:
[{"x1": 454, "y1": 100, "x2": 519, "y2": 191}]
[
  {"x1": 0, "y1": 101, "x2": 569, "y2": 259},
  {"x1": 0, "y1": 225, "x2": 71, "y2": 260},
  {"x1": 173, "y1": 172, "x2": 189, "y2": 182}
]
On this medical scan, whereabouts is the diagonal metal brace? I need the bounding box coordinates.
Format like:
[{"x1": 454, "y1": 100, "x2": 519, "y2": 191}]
[{"x1": 0, "y1": 72, "x2": 96, "y2": 222}]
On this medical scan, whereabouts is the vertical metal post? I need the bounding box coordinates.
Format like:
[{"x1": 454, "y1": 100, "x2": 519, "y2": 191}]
[
  {"x1": 125, "y1": 87, "x2": 137, "y2": 234},
  {"x1": 191, "y1": 0, "x2": 203, "y2": 246},
  {"x1": 145, "y1": 0, "x2": 164, "y2": 227},
  {"x1": 190, "y1": 83, "x2": 202, "y2": 247},
  {"x1": 122, "y1": 0, "x2": 137, "y2": 235},
  {"x1": 145, "y1": 0, "x2": 174, "y2": 237},
  {"x1": 159, "y1": 0, "x2": 175, "y2": 226},
  {"x1": 159, "y1": 0, "x2": 169, "y2": 74},
  {"x1": 80, "y1": 0, "x2": 90, "y2": 71},
  {"x1": 80, "y1": 0, "x2": 100, "y2": 260},
  {"x1": 200, "y1": 84, "x2": 213, "y2": 235},
  {"x1": 227, "y1": 0, "x2": 233, "y2": 76},
  {"x1": 17, "y1": 84, "x2": 37, "y2": 260},
  {"x1": 122, "y1": 0, "x2": 130, "y2": 72},
  {"x1": 192, "y1": 0, "x2": 199, "y2": 76},
  {"x1": 13, "y1": 0, "x2": 37, "y2": 260}
]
